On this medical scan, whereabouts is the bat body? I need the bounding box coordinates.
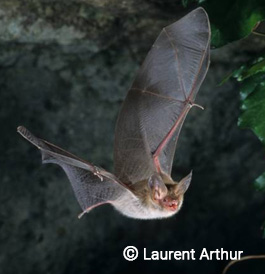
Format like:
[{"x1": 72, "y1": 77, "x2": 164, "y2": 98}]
[
  {"x1": 113, "y1": 174, "x2": 191, "y2": 219},
  {"x1": 18, "y1": 8, "x2": 210, "y2": 220}
]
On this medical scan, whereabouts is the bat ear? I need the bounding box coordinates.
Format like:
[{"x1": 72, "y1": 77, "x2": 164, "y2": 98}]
[
  {"x1": 148, "y1": 173, "x2": 168, "y2": 200},
  {"x1": 176, "y1": 171, "x2": 192, "y2": 195}
]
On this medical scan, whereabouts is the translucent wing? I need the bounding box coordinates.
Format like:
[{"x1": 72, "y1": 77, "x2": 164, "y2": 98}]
[
  {"x1": 18, "y1": 126, "x2": 130, "y2": 217},
  {"x1": 114, "y1": 8, "x2": 210, "y2": 184}
]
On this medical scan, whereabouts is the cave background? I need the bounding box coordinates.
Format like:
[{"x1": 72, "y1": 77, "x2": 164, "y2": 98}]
[{"x1": 0, "y1": 1, "x2": 265, "y2": 274}]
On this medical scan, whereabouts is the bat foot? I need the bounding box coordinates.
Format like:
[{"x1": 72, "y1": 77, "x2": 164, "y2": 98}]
[{"x1": 93, "y1": 167, "x2": 104, "y2": 181}]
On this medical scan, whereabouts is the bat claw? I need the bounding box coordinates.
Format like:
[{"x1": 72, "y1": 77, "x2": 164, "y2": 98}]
[
  {"x1": 78, "y1": 211, "x2": 86, "y2": 219},
  {"x1": 193, "y1": 103, "x2": 204, "y2": 110},
  {"x1": 78, "y1": 206, "x2": 94, "y2": 219},
  {"x1": 189, "y1": 101, "x2": 204, "y2": 110}
]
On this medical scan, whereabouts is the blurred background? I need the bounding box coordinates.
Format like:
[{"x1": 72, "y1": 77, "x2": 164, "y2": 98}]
[{"x1": 1, "y1": 0, "x2": 265, "y2": 273}]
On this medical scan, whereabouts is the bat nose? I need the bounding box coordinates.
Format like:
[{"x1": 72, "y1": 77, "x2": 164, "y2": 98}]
[{"x1": 163, "y1": 197, "x2": 178, "y2": 210}]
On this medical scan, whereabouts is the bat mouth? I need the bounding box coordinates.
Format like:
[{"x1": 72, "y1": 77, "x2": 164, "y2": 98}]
[{"x1": 161, "y1": 197, "x2": 178, "y2": 211}]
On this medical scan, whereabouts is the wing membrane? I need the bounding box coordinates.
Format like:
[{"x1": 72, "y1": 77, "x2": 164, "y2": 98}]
[
  {"x1": 18, "y1": 126, "x2": 129, "y2": 216},
  {"x1": 114, "y1": 8, "x2": 210, "y2": 183}
]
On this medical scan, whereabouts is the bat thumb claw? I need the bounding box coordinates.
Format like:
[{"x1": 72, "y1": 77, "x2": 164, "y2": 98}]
[
  {"x1": 191, "y1": 103, "x2": 204, "y2": 110},
  {"x1": 78, "y1": 211, "x2": 86, "y2": 219}
]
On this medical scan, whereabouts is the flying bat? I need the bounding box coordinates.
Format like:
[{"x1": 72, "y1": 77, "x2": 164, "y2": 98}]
[{"x1": 18, "y1": 7, "x2": 210, "y2": 219}]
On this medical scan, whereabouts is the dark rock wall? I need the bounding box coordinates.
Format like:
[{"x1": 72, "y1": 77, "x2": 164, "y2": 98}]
[{"x1": 1, "y1": 1, "x2": 265, "y2": 274}]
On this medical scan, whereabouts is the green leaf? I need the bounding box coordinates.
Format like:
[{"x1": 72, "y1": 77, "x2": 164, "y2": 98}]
[
  {"x1": 238, "y1": 83, "x2": 265, "y2": 143},
  {"x1": 236, "y1": 57, "x2": 265, "y2": 203},
  {"x1": 240, "y1": 12, "x2": 264, "y2": 37},
  {"x1": 219, "y1": 66, "x2": 245, "y2": 86},
  {"x1": 219, "y1": 59, "x2": 265, "y2": 88},
  {"x1": 182, "y1": 0, "x2": 265, "y2": 47},
  {"x1": 254, "y1": 172, "x2": 265, "y2": 191},
  {"x1": 239, "y1": 72, "x2": 265, "y2": 101},
  {"x1": 240, "y1": 58, "x2": 265, "y2": 80},
  {"x1": 205, "y1": 0, "x2": 265, "y2": 47},
  {"x1": 237, "y1": 59, "x2": 265, "y2": 236},
  {"x1": 210, "y1": 24, "x2": 225, "y2": 48},
  {"x1": 181, "y1": 0, "x2": 189, "y2": 8}
]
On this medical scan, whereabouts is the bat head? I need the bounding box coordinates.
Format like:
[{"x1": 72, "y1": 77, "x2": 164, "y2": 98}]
[{"x1": 148, "y1": 172, "x2": 192, "y2": 212}]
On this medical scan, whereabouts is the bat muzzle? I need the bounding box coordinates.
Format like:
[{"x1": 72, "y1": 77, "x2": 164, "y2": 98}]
[{"x1": 161, "y1": 196, "x2": 178, "y2": 211}]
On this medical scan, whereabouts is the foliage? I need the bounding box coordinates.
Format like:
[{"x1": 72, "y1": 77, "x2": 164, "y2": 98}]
[
  {"x1": 223, "y1": 58, "x2": 265, "y2": 193},
  {"x1": 182, "y1": 0, "x2": 265, "y2": 47},
  {"x1": 184, "y1": 0, "x2": 265, "y2": 235}
]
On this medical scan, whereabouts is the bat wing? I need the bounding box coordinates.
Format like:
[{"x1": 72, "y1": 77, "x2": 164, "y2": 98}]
[
  {"x1": 17, "y1": 126, "x2": 131, "y2": 217},
  {"x1": 114, "y1": 8, "x2": 210, "y2": 184}
]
